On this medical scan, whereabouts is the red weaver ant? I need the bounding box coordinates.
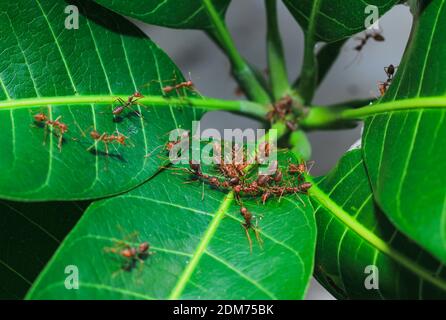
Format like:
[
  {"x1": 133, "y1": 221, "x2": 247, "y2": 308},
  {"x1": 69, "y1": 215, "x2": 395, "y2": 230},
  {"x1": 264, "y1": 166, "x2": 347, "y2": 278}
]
[
  {"x1": 87, "y1": 130, "x2": 128, "y2": 155},
  {"x1": 33, "y1": 113, "x2": 68, "y2": 151},
  {"x1": 354, "y1": 30, "x2": 385, "y2": 52},
  {"x1": 144, "y1": 130, "x2": 190, "y2": 159},
  {"x1": 288, "y1": 160, "x2": 314, "y2": 181},
  {"x1": 346, "y1": 30, "x2": 385, "y2": 68},
  {"x1": 240, "y1": 206, "x2": 263, "y2": 253},
  {"x1": 378, "y1": 64, "x2": 398, "y2": 96},
  {"x1": 162, "y1": 72, "x2": 200, "y2": 98},
  {"x1": 105, "y1": 239, "x2": 153, "y2": 274},
  {"x1": 112, "y1": 92, "x2": 144, "y2": 118}
]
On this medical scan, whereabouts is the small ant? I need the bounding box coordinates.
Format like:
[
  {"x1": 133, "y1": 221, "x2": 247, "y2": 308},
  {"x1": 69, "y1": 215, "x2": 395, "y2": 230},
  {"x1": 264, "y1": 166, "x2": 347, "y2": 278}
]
[
  {"x1": 163, "y1": 79, "x2": 194, "y2": 95},
  {"x1": 105, "y1": 240, "x2": 153, "y2": 273},
  {"x1": 161, "y1": 72, "x2": 199, "y2": 97},
  {"x1": 378, "y1": 80, "x2": 390, "y2": 96},
  {"x1": 240, "y1": 206, "x2": 263, "y2": 253},
  {"x1": 288, "y1": 160, "x2": 314, "y2": 181},
  {"x1": 378, "y1": 64, "x2": 398, "y2": 96},
  {"x1": 33, "y1": 113, "x2": 68, "y2": 151},
  {"x1": 88, "y1": 130, "x2": 127, "y2": 155},
  {"x1": 144, "y1": 130, "x2": 190, "y2": 159},
  {"x1": 112, "y1": 92, "x2": 144, "y2": 118},
  {"x1": 354, "y1": 30, "x2": 385, "y2": 52}
]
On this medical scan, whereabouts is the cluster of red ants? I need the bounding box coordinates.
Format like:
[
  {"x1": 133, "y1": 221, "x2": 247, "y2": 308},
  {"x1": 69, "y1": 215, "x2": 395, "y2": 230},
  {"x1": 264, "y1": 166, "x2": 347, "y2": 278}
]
[
  {"x1": 184, "y1": 141, "x2": 313, "y2": 251},
  {"x1": 32, "y1": 78, "x2": 197, "y2": 153},
  {"x1": 266, "y1": 95, "x2": 298, "y2": 131}
]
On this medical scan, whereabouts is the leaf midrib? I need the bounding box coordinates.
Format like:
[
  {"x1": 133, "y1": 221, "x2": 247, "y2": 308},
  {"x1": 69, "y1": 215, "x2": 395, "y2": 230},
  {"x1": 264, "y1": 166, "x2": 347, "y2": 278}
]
[
  {"x1": 0, "y1": 95, "x2": 244, "y2": 112},
  {"x1": 168, "y1": 192, "x2": 234, "y2": 299}
]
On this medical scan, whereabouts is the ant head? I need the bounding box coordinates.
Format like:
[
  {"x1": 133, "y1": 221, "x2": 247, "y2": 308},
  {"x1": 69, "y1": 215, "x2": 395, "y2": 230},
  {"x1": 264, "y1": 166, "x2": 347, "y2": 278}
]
[
  {"x1": 240, "y1": 207, "x2": 248, "y2": 215},
  {"x1": 117, "y1": 135, "x2": 126, "y2": 145},
  {"x1": 165, "y1": 141, "x2": 176, "y2": 151},
  {"x1": 59, "y1": 123, "x2": 68, "y2": 133},
  {"x1": 209, "y1": 177, "x2": 218, "y2": 185},
  {"x1": 133, "y1": 91, "x2": 144, "y2": 98}
]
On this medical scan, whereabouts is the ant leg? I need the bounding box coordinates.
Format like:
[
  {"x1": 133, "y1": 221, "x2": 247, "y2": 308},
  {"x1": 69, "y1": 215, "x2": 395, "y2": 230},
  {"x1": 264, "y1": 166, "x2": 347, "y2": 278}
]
[
  {"x1": 111, "y1": 268, "x2": 123, "y2": 279},
  {"x1": 57, "y1": 133, "x2": 63, "y2": 152},
  {"x1": 43, "y1": 124, "x2": 49, "y2": 146},
  {"x1": 126, "y1": 104, "x2": 143, "y2": 118},
  {"x1": 253, "y1": 227, "x2": 264, "y2": 249},
  {"x1": 295, "y1": 194, "x2": 306, "y2": 207},
  {"x1": 306, "y1": 160, "x2": 316, "y2": 175},
  {"x1": 243, "y1": 225, "x2": 253, "y2": 254},
  {"x1": 144, "y1": 144, "x2": 164, "y2": 158},
  {"x1": 114, "y1": 97, "x2": 126, "y2": 104},
  {"x1": 104, "y1": 141, "x2": 109, "y2": 156},
  {"x1": 201, "y1": 181, "x2": 205, "y2": 201}
]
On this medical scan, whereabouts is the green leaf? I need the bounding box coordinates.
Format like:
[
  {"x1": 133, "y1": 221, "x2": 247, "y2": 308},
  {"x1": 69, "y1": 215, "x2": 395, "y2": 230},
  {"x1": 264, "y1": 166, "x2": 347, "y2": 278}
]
[
  {"x1": 0, "y1": 200, "x2": 86, "y2": 299},
  {"x1": 283, "y1": 0, "x2": 399, "y2": 43},
  {"x1": 93, "y1": 0, "x2": 232, "y2": 30},
  {"x1": 0, "y1": 0, "x2": 202, "y2": 201},
  {"x1": 363, "y1": 0, "x2": 446, "y2": 263},
  {"x1": 310, "y1": 150, "x2": 446, "y2": 299},
  {"x1": 26, "y1": 155, "x2": 316, "y2": 299}
]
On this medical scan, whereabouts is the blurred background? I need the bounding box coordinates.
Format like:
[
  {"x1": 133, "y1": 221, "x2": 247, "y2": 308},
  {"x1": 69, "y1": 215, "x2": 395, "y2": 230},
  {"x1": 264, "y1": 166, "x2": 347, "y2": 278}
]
[{"x1": 133, "y1": 1, "x2": 413, "y2": 299}]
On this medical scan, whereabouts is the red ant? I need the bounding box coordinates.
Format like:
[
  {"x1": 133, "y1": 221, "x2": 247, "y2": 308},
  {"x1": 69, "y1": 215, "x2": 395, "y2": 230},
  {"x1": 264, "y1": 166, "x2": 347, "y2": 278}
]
[
  {"x1": 112, "y1": 92, "x2": 144, "y2": 117},
  {"x1": 240, "y1": 206, "x2": 263, "y2": 253},
  {"x1": 87, "y1": 130, "x2": 128, "y2": 155},
  {"x1": 354, "y1": 30, "x2": 385, "y2": 52},
  {"x1": 163, "y1": 79, "x2": 194, "y2": 95},
  {"x1": 161, "y1": 72, "x2": 200, "y2": 97},
  {"x1": 288, "y1": 160, "x2": 314, "y2": 181},
  {"x1": 105, "y1": 240, "x2": 153, "y2": 274},
  {"x1": 33, "y1": 113, "x2": 68, "y2": 151},
  {"x1": 378, "y1": 81, "x2": 390, "y2": 96},
  {"x1": 378, "y1": 64, "x2": 398, "y2": 96},
  {"x1": 144, "y1": 130, "x2": 190, "y2": 159}
]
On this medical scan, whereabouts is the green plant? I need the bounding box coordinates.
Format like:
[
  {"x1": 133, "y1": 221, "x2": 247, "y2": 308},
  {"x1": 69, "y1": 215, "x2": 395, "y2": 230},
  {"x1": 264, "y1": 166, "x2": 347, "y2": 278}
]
[{"x1": 0, "y1": 0, "x2": 445, "y2": 300}]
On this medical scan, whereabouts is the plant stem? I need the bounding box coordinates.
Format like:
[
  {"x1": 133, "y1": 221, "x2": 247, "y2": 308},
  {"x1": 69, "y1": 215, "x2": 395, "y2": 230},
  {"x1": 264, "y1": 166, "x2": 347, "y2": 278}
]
[
  {"x1": 0, "y1": 95, "x2": 268, "y2": 119},
  {"x1": 296, "y1": 0, "x2": 322, "y2": 105},
  {"x1": 301, "y1": 97, "x2": 446, "y2": 129},
  {"x1": 294, "y1": 39, "x2": 347, "y2": 88},
  {"x1": 341, "y1": 97, "x2": 446, "y2": 119},
  {"x1": 265, "y1": 0, "x2": 290, "y2": 100},
  {"x1": 202, "y1": 0, "x2": 271, "y2": 104}
]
